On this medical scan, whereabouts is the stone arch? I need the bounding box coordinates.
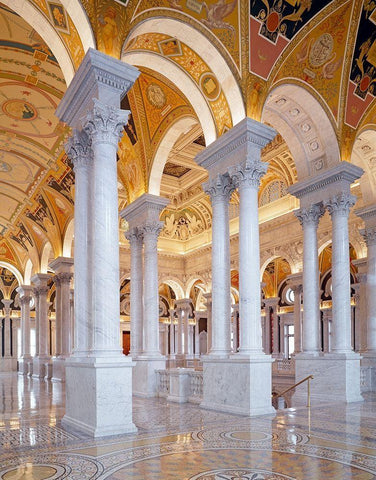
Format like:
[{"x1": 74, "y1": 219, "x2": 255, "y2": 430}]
[
  {"x1": 262, "y1": 83, "x2": 340, "y2": 182},
  {"x1": 2, "y1": 0, "x2": 75, "y2": 84},
  {"x1": 184, "y1": 276, "x2": 209, "y2": 299},
  {"x1": 62, "y1": 218, "x2": 74, "y2": 257},
  {"x1": 23, "y1": 259, "x2": 33, "y2": 285},
  {"x1": 60, "y1": 0, "x2": 96, "y2": 53},
  {"x1": 40, "y1": 241, "x2": 53, "y2": 274},
  {"x1": 0, "y1": 261, "x2": 23, "y2": 286},
  {"x1": 160, "y1": 278, "x2": 185, "y2": 301},
  {"x1": 149, "y1": 116, "x2": 198, "y2": 195},
  {"x1": 351, "y1": 127, "x2": 376, "y2": 204},
  {"x1": 123, "y1": 17, "x2": 245, "y2": 127}
]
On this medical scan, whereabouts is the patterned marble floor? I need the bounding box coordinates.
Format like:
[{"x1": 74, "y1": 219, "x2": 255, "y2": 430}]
[{"x1": 0, "y1": 373, "x2": 375, "y2": 479}]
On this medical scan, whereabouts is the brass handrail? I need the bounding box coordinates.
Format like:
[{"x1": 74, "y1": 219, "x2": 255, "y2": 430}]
[{"x1": 273, "y1": 375, "x2": 314, "y2": 407}]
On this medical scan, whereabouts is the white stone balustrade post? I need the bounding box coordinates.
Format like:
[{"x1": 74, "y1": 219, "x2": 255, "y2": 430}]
[
  {"x1": 124, "y1": 227, "x2": 144, "y2": 357},
  {"x1": 2, "y1": 299, "x2": 12, "y2": 358},
  {"x1": 204, "y1": 174, "x2": 234, "y2": 356},
  {"x1": 31, "y1": 273, "x2": 51, "y2": 378},
  {"x1": 229, "y1": 160, "x2": 267, "y2": 355},
  {"x1": 16, "y1": 286, "x2": 33, "y2": 375},
  {"x1": 325, "y1": 193, "x2": 356, "y2": 354},
  {"x1": 65, "y1": 130, "x2": 92, "y2": 356},
  {"x1": 295, "y1": 205, "x2": 324, "y2": 355}
]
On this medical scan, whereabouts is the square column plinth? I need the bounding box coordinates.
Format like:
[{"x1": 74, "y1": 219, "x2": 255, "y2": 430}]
[
  {"x1": 62, "y1": 357, "x2": 137, "y2": 437},
  {"x1": 200, "y1": 356, "x2": 275, "y2": 416},
  {"x1": 361, "y1": 354, "x2": 376, "y2": 392},
  {"x1": 133, "y1": 357, "x2": 166, "y2": 397},
  {"x1": 292, "y1": 354, "x2": 363, "y2": 406}
]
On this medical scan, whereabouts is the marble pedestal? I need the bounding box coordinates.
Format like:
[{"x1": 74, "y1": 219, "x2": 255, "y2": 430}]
[
  {"x1": 200, "y1": 356, "x2": 275, "y2": 416},
  {"x1": 52, "y1": 357, "x2": 67, "y2": 382},
  {"x1": 18, "y1": 357, "x2": 31, "y2": 375},
  {"x1": 62, "y1": 356, "x2": 137, "y2": 437},
  {"x1": 133, "y1": 357, "x2": 166, "y2": 397},
  {"x1": 361, "y1": 354, "x2": 376, "y2": 392},
  {"x1": 292, "y1": 353, "x2": 363, "y2": 406},
  {"x1": 0, "y1": 357, "x2": 17, "y2": 372},
  {"x1": 32, "y1": 356, "x2": 50, "y2": 379},
  {"x1": 167, "y1": 368, "x2": 191, "y2": 403}
]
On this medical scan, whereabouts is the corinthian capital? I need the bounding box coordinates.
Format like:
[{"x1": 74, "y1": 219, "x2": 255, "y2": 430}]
[
  {"x1": 125, "y1": 227, "x2": 143, "y2": 246},
  {"x1": 83, "y1": 99, "x2": 130, "y2": 146},
  {"x1": 141, "y1": 221, "x2": 164, "y2": 240},
  {"x1": 228, "y1": 160, "x2": 268, "y2": 189},
  {"x1": 360, "y1": 227, "x2": 376, "y2": 247},
  {"x1": 65, "y1": 129, "x2": 92, "y2": 171},
  {"x1": 325, "y1": 192, "x2": 356, "y2": 217},
  {"x1": 295, "y1": 204, "x2": 324, "y2": 227},
  {"x1": 203, "y1": 173, "x2": 235, "y2": 204}
]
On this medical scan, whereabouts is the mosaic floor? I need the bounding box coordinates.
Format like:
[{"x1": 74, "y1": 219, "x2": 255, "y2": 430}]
[{"x1": 0, "y1": 373, "x2": 375, "y2": 479}]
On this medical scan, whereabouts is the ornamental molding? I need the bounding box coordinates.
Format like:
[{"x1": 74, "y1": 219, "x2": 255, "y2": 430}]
[
  {"x1": 289, "y1": 162, "x2": 363, "y2": 199},
  {"x1": 295, "y1": 203, "x2": 325, "y2": 226},
  {"x1": 360, "y1": 227, "x2": 376, "y2": 247},
  {"x1": 56, "y1": 48, "x2": 139, "y2": 129},
  {"x1": 325, "y1": 192, "x2": 356, "y2": 217},
  {"x1": 65, "y1": 129, "x2": 92, "y2": 170},
  {"x1": 203, "y1": 173, "x2": 235, "y2": 202},
  {"x1": 195, "y1": 117, "x2": 276, "y2": 173},
  {"x1": 229, "y1": 160, "x2": 268, "y2": 189},
  {"x1": 355, "y1": 204, "x2": 376, "y2": 223},
  {"x1": 120, "y1": 193, "x2": 169, "y2": 227}
]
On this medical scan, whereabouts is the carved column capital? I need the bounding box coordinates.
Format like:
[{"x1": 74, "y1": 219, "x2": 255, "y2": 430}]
[
  {"x1": 325, "y1": 192, "x2": 356, "y2": 217},
  {"x1": 228, "y1": 160, "x2": 268, "y2": 189},
  {"x1": 65, "y1": 129, "x2": 92, "y2": 171},
  {"x1": 295, "y1": 204, "x2": 325, "y2": 227},
  {"x1": 125, "y1": 227, "x2": 143, "y2": 245},
  {"x1": 140, "y1": 221, "x2": 164, "y2": 240},
  {"x1": 360, "y1": 226, "x2": 376, "y2": 247},
  {"x1": 203, "y1": 173, "x2": 235, "y2": 204},
  {"x1": 83, "y1": 99, "x2": 129, "y2": 147},
  {"x1": 54, "y1": 272, "x2": 73, "y2": 286},
  {"x1": 34, "y1": 286, "x2": 49, "y2": 298}
]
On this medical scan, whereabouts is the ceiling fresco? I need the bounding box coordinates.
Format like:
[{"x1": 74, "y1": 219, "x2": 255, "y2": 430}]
[{"x1": 1, "y1": 0, "x2": 376, "y2": 279}]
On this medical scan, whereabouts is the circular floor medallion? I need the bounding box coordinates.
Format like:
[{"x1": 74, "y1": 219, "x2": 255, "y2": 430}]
[
  {"x1": 222, "y1": 431, "x2": 272, "y2": 442},
  {"x1": 189, "y1": 469, "x2": 296, "y2": 480},
  {"x1": 1, "y1": 464, "x2": 65, "y2": 479}
]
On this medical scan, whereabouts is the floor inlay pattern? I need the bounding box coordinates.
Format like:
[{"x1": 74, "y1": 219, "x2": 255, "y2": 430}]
[{"x1": 0, "y1": 374, "x2": 375, "y2": 479}]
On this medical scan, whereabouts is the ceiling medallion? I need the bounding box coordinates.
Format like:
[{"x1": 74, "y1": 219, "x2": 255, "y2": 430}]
[
  {"x1": 2, "y1": 100, "x2": 37, "y2": 121},
  {"x1": 199, "y1": 72, "x2": 221, "y2": 101},
  {"x1": 146, "y1": 83, "x2": 167, "y2": 109}
]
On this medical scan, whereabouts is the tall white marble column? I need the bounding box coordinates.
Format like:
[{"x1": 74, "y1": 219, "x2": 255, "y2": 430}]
[
  {"x1": 56, "y1": 48, "x2": 139, "y2": 436},
  {"x1": 175, "y1": 299, "x2": 192, "y2": 360},
  {"x1": 49, "y1": 257, "x2": 73, "y2": 382},
  {"x1": 287, "y1": 273, "x2": 303, "y2": 356},
  {"x1": 322, "y1": 309, "x2": 331, "y2": 353},
  {"x1": 16, "y1": 286, "x2": 33, "y2": 375},
  {"x1": 169, "y1": 308, "x2": 176, "y2": 356},
  {"x1": 31, "y1": 273, "x2": 51, "y2": 378},
  {"x1": 1, "y1": 299, "x2": 15, "y2": 372},
  {"x1": 203, "y1": 293, "x2": 212, "y2": 353},
  {"x1": 204, "y1": 174, "x2": 234, "y2": 357},
  {"x1": 124, "y1": 227, "x2": 143, "y2": 357},
  {"x1": 231, "y1": 304, "x2": 239, "y2": 353},
  {"x1": 325, "y1": 193, "x2": 355, "y2": 354},
  {"x1": 65, "y1": 130, "x2": 92, "y2": 356},
  {"x1": 264, "y1": 297, "x2": 280, "y2": 357},
  {"x1": 295, "y1": 205, "x2": 324, "y2": 355}
]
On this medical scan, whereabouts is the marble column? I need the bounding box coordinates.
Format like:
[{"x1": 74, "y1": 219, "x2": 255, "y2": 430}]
[
  {"x1": 1, "y1": 299, "x2": 15, "y2": 371},
  {"x1": 360, "y1": 224, "x2": 376, "y2": 391},
  {"x1": 65, "y1": 130, "x2": 92, "y2": 356},
  {"x1": 325, "y1": 193, "x2": 356, "y2": 354},
  {"x1": 322, "y1": 309, "x2": 331, "y2": 353},
  {"x1": 121, "y1": 193, "x2": 169, "y2": 396},
  {"x1": 49, "y1": 257, "x2": 73, "y2": 382},
  {"x1": 11, "y1": 317, "x2": 19, "y2": 363},
  {"x1": 188, "y1": 324, "x2": 194, "y2": 355},
  {"x1": 16, "y1": 286, "x2": 33, "y2": 375},
  {"x1": 169, "y1": 309, "x2": 175, "y2": 356},
  {"x1": 196, "y1": 117, "x2": 276, "y2": 416},
  {"x1": 203, "y1": 293, "x2": 212, "y2": 353},
  {"x1": 287, "y1": 273, "x2": 303, "y2": 356},
  {"x1": 263, "y1": 297, "x2": 279, "y2": 357},
  {"x1": 175, "y1": 299, "x2": 191, "y2": 360},
  {"x1": 125, "y1": 228, "x2": 144, "y2": 357},
  {"x1": 176, "y1": 304, "x2": 184, "y2": 357},
  {"x1": 295, "y1": 205, "x2": 324, "y2": 355},
  {"x1": 31, "y1": 273, "x2": 51, "y2": 378},
  {"x1": 231, "y1": 304, "x2": 239, "y2": 352},
  {"x1": 56, "y1": 48, "x2": 139, "y2": 436},
  {"x1": 204, "y1": 174, "x2": 234, "y2": 357}
]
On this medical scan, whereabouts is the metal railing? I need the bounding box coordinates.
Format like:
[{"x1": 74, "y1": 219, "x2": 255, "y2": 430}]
[{"x1": 274, "y1": 374, "x2": 314, "y2": 407}]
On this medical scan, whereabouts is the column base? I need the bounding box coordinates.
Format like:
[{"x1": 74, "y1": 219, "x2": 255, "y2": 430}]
[
  {"x1": 200, "y1": 354, "x2": 275, "y2": 416},
  {"x1": 62, "y1": 355, "x2": 137, "y2": 438},
  {"x1": 32, "y1": 356, "x2": 50, "y2": 379},
  {"x1": 133, "y1": 356, "x2": 166, "y2": 397},
  {"x1": 292, "y1": 353, "x2": 363, "y2": 406},
  {"x1": 360, "y1": 353, "x2": 376, "y2": 392},
  {"x1": 52, "y1": 357, "x2": 67, "y2": 382},
  {"x1": 18, "y1": 356, "x2": 32, "y2": 375},
  {"x1": 0, "y1": 357, "x2": 17, "y2": 372}
]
